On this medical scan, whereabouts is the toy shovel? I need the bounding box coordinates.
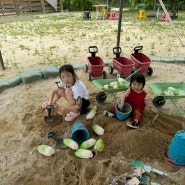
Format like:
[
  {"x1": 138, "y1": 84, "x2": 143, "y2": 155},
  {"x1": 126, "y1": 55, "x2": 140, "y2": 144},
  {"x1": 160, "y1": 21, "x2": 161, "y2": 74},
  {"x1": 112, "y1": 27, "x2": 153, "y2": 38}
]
[
  {"x1": 48, "y1": 132, "x2": 67, "y2": 148},
  {"x1": 44, "y1": 105, "x2": 54, "y2": 123},
  {"x1": 147, "y1": 114, "x2": 159, "y2": 126}
]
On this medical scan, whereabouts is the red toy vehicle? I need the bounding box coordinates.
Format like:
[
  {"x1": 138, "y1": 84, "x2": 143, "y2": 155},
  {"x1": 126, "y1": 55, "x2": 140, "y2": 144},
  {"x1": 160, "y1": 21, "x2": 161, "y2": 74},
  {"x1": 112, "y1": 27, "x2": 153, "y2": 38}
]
[
  {"x1": 109, "y1": 47, "x2": 134, "y2": 78},
  {"x1": 85, "y1": 46, "x2": 107, "y2": 81},
  {"x1": 130, "y1": 46, "x2": 153, "y2": 76}
]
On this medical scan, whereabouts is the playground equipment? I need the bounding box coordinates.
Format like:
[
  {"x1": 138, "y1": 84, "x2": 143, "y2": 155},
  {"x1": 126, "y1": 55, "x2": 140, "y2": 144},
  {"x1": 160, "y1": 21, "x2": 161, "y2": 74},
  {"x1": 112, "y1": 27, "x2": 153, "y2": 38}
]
[
  {"x1": 108, "y1": 47, "x2": 134, "y2": 78},
  {"x1": 137, "y1": 3, "x2": 146, "y2": 19},
  {"x1": 92, "y1": 78, "x2": 129, "y2": 103},
  {"x1": 92, "y1": 70, "x2": 139, "y2": 104},
  {"x1": 150, "y1": 82, "x2": 185, "y2": 115},
  {"x1": 160, "y1": 12, "x2": 170, "y2": 21},
  {"x1": 137, "y1": 10, "x2": 146, "y2": 19},
  {"x1": 130, "y1": 46, "x2": 153, "y2": 76},
  {"x1": 92, "y1": 4, "x2": 108, "y2": 20},
  {"x1": 158, "y1": 0, "x2": 185, "y2": 47},
  {"x1": 147, "y1": 0, "x2": 178, "y2": 20},
  {"x1": 84, "y1": 11, "x2": 91, "y2": 20},
  {"x1": 109, "y1": 11, "x2": 117, "y2": 20},
  {"x1": 85, "y1": 46, "x2": 107, "y2": 81},
  {"x1": 146, "y1": 0, "x2": 184, "y2": 47}
]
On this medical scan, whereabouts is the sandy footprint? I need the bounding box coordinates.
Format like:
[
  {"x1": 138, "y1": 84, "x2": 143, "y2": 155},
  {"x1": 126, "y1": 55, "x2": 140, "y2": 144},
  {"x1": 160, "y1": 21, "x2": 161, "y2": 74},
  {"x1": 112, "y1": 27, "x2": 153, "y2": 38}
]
[{"x1": 62, "y1": 159, "x2": 80, "y2": 185}]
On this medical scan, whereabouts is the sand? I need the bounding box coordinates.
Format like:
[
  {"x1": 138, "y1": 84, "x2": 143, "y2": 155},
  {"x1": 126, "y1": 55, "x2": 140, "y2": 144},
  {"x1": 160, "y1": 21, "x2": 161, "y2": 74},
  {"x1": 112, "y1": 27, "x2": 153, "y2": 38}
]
[{"x1": 1, "y1": 12, "x2": 185, "y2": 185}]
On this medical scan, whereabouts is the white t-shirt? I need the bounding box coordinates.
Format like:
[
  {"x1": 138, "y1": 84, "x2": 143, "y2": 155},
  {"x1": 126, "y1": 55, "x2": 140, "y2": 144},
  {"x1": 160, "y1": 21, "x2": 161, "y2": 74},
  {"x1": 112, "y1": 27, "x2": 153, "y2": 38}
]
[{"x1": 57, "y1": 78, "x2": 89, "y2": 100}]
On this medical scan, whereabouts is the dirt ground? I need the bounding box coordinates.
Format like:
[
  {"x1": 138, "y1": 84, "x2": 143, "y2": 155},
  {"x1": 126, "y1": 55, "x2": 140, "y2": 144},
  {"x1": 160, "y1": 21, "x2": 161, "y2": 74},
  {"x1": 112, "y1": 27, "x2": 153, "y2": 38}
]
[
  {"x1": 1, "y1": 12, "x2": 185, "y2": 185},
  {"x1": 1, "y1": 62, "x2": 185, "y2": 185}
]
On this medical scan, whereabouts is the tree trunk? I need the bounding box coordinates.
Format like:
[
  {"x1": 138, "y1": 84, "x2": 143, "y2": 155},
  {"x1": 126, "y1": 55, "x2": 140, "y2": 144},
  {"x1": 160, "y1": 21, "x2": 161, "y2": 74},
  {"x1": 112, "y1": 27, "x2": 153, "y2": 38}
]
[
  {"x1": 59, "y1": 0, "x2": 63, "y2": 12},
  {"x1": 0, "y1": 50, "x2": 5, "y2": 70}
]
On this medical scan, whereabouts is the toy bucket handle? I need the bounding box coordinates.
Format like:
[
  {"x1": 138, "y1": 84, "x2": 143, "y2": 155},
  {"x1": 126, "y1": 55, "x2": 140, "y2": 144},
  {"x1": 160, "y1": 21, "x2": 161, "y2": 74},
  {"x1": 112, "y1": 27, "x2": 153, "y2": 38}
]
[
  {"x1": 88, "y1": 46, "x2": 98, "y2": 57},
  {"x1": 134, "y1": 46, "x2": 143, "y2": 53},
  {"x1": 113, "y1": 47, "x2": 122, "y2": 58}
]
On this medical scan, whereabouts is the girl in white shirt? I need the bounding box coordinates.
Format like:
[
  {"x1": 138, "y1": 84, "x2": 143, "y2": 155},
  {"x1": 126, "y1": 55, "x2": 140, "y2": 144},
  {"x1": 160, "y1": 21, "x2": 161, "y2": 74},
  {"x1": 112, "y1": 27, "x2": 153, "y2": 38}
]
[{"x1": 42, "y1": 64, "x2": 90, "y2": 121}]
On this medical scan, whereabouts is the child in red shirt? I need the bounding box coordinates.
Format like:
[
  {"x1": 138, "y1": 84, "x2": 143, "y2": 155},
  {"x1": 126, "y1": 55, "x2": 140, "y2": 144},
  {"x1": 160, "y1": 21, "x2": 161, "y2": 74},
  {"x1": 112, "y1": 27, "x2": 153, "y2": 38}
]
[{"x1": 118, "y1": 73, "x2": 151, "y2": 129}]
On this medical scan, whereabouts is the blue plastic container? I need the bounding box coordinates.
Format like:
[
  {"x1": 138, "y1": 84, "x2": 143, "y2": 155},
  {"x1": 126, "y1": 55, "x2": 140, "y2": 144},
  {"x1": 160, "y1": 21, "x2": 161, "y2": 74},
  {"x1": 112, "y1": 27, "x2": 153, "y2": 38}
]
[
  {"x1": 115, "y1": 102, "x2": 132, "y2": 121},
  {"x1": 167, "y1": 130, "x2": 185, "y2": 166},
  {"x1": 71, "y1": 121, "x2": 89, "y2": 144}
]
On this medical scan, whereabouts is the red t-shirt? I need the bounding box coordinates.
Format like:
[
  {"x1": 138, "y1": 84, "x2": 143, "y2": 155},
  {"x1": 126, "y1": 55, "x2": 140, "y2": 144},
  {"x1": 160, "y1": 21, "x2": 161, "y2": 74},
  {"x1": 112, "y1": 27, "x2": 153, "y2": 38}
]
[{"x1": 125, "y1": 88, "x2": 147, "y2": 111}]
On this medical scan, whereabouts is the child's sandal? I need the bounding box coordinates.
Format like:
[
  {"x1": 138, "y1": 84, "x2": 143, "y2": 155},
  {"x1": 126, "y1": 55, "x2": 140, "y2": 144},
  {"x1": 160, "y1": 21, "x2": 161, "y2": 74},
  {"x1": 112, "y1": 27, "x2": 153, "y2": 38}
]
[
  {"x1": 127, "y1": 120, "x2": 140, "y2": 129},
  {"x1": 65, "y1": 111, "x2": 80, "y2": 121}
]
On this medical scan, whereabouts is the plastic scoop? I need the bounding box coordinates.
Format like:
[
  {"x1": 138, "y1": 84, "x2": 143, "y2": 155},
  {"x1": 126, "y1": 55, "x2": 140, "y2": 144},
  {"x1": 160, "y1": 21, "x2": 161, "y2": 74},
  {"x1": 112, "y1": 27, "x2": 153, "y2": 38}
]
[
  {"x1": 44, "y1": 105, "x2": 54, "y2": 122},
  {"x1": 48, "y1": 132, "x2": 67, "y2": 148},
  {"x1": 147, "y1": 114, "x2": 159, "y2": 126}
]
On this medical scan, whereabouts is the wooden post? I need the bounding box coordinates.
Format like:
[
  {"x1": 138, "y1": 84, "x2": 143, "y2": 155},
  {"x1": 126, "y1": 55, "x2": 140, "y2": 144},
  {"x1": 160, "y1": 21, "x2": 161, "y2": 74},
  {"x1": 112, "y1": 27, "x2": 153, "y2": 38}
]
[
  {"x1": 14, "y1": 0, "x2": 20, "y2": 16},
  {"x1": 59, "y1": 0, "x2": 63, "y2": 12},
  {"x1": 0, "y1": 50, "x2": 5, "y2": 70},
  {"x1": 0, "y1": 1, "x2": 5, "y2": 16},
  {"x1": 40, "y1": 0, "x2": 45, "y2": 14}
]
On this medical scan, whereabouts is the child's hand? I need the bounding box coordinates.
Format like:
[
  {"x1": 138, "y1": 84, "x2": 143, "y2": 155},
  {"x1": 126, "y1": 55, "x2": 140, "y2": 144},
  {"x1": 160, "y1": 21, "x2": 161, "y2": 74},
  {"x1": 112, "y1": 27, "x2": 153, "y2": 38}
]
[
  {"x1": 118, "y1": 104, "x2": 122, "y2": 110},
  {"x1": 146, "y1": 104, "x2": 154, "y2": 110},
  {"x1": 145, "y1": 98, "x2": 153, "y2": 110},
  {"x1": 58, "y1": 107, "x2": 64, "y2": 115}
]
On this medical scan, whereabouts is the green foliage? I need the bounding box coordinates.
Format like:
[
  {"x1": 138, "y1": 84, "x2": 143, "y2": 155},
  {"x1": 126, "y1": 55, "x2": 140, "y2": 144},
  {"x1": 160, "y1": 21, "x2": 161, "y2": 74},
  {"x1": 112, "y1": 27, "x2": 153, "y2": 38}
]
[
  {"x1": 62, "y1": 0, "x2": 185, "y2": 11},
  {"x1": 63, "y1": 0, "x2": 94, "y2": 11},
  {"x1": 19, "y1": 45, "x2": 30, "y2": 50}
]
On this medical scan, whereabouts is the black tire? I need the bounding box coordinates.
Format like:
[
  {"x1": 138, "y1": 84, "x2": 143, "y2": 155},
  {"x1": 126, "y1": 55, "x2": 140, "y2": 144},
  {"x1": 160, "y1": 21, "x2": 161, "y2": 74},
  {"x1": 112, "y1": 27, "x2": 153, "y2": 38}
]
[
  {"x1": 153, "y1": 96, "x2": 166, "y2": 107},
  {"x1": 85, "y1": 64, "x2": 88, "y2": 73},
  {"x1": 102, "y1": 71, "x2": 107, "y2": 79},
  {"x1": 147, "y1": 67, "x2": 153, "y2": 76},
  {"x1": 88, "y1": 72, "x2": 92, "y2": 81},
  {"x1": 117, "y1": 72, "x2": 123, "y2": 79},
  {"x1": 96, "y1": 92, "x2": 107, "y2": 103},
  {"x1": 131, "y1": 70, "x2": 135, "y2": 74},
  {"x1": 108, "y1": 66, "x2": 113, "y2": 74}
]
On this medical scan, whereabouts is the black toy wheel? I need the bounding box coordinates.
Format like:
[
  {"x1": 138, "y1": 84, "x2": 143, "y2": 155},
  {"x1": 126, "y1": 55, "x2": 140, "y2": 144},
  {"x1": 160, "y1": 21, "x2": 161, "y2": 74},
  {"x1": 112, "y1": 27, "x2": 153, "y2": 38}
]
[
  {"x1": 147, "y1": 67, "x2": 153, "y2": 76},
  {"x1": 88, "y1": 72, "x2": 92, "y2": 81},
  {"x1": 102, "y1": 71, "x2": 107, "y2": 79},
  {"x1": 153, "y1": 96, "x2": 166, "y2": 107},
  {"x1": 117, "y1": 72, "x2": 123, "y2": 79},
  {"x1": 96, "y1": 92, "x2": 107, "y2": 103},
  {"x1": 108, "y1": 66, "x2": 113, "y2": 74},
  {"x1": 131, "y1": 70, "x2": 135, "y2": 74},
  {"x1": 84, "y1": 64, "x2": 88, "y2": 73}
]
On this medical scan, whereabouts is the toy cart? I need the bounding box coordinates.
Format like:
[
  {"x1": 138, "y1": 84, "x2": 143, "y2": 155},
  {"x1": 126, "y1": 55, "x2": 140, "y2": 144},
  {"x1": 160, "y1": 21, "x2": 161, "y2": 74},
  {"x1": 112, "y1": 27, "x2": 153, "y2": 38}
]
[
  {"x1": 92, "y1": 78, "x2": 129, "y2": 103},
  {"x1": 150, "y1": 82, "x2": 185, "y2": 114},
  {"x1": 130, "y1": 46, "x2": 153, "y2": 76},
  {"x1": 108, "y1": 47, "x2": 135, "y2": 78},
  {"x1": 85, "y1": 46, "x2": 107, "y2": 81}
]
